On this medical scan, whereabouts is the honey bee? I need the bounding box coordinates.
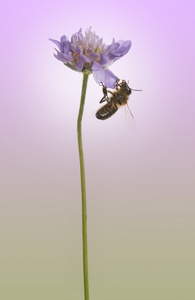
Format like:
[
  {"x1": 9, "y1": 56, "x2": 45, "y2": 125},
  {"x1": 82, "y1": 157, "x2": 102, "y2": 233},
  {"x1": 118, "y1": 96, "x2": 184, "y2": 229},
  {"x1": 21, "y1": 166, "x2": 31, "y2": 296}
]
[{"x1": 96, "y1": 80, "x2": 141, "y2": 120}]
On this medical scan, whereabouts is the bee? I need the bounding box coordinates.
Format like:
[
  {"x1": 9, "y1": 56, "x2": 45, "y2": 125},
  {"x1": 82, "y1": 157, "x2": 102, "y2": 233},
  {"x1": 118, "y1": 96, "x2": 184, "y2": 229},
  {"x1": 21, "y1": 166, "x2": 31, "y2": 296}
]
[{"x1": 96, "y1": 80, "x2": 141, "y2": 120}]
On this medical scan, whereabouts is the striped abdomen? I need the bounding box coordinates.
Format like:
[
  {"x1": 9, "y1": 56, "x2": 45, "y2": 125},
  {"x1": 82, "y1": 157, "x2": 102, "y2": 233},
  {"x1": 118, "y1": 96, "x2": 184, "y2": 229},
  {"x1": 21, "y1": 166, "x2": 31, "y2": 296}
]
[{"x1": 96, "y1": 103, "x2": 118, "y2": 120}]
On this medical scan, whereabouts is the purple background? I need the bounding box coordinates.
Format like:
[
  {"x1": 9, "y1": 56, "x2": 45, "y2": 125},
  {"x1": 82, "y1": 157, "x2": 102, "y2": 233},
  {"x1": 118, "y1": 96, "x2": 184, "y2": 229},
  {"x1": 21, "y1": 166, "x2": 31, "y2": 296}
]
[{"x1": 1, "y1": 0, "x2": 195, "y2": 299}]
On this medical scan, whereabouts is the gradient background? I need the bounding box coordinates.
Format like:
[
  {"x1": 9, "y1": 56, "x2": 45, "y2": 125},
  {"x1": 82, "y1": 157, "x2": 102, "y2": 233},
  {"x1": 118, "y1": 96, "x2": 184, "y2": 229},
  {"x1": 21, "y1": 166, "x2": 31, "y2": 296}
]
[{"x1": 1, "y1": 0, "x2": 195, "y2": 299}]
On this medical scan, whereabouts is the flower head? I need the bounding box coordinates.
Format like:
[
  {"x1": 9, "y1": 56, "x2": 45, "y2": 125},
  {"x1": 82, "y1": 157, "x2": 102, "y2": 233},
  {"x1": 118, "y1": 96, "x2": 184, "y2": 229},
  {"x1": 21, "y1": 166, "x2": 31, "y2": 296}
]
[{"x1": 49, "y1": 28, "x2": 131, "y2": 88}]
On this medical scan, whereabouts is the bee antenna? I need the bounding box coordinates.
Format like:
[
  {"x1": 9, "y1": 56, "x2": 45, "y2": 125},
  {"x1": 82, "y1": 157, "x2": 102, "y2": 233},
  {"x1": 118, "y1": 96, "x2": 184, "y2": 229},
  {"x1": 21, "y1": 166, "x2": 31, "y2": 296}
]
[{"x1": 131, "y1": 88, "x2": 142, "y2": 91}]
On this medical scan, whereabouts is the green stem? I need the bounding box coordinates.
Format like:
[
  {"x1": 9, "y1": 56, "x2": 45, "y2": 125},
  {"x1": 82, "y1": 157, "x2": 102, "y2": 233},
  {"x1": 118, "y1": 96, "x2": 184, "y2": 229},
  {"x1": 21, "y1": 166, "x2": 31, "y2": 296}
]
[{"x1": 77, "y1": 73, "x2": 89, "y2": 300}]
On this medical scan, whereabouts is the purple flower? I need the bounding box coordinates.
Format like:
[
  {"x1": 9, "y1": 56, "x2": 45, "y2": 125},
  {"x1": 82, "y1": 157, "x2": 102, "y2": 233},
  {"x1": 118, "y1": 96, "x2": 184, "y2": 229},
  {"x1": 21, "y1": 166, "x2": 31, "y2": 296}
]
[{"x1": 49, "y1": 28, "x2": 131, "y2": 88}]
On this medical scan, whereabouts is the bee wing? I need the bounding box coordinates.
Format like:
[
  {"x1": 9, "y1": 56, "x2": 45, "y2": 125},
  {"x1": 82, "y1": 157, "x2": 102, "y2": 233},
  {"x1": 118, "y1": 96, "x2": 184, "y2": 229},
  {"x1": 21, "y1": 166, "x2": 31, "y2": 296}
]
[{"x1": 124, "y1": 103, "x2": 136, "y2": 130}]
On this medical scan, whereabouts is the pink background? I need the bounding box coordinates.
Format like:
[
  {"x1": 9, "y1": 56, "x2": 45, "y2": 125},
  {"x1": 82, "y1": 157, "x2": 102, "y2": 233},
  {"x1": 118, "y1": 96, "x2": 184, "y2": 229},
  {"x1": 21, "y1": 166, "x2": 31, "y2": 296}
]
[{"x1": 1, "y1": 0, "x2": 195, "y2": 299}]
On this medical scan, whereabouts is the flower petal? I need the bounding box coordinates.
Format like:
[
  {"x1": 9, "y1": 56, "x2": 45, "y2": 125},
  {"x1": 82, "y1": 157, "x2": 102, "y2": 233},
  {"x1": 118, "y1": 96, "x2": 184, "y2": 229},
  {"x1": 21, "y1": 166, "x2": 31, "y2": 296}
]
[
  {"x1": 54, "y1": 51, "x2": 72, "y2": 63},
  {"x1": 112, "y1": 40, "x2": 131, "y2": 56},
  {"x1": 49, "y1": 38, "x2": 63, "y2": 52},
  {"x1": 80, "y1": 53, "x2": 91, "y2": 63},
  {"x1": 92, "y1": 62, "x2": 117, "y2": 88},
  {"x1": 104, "y1": 69, "x2": 118, "y2": 88},
  {"x1": 92, "y1": 61, "x2": 105, "y2": 83},
  {"x1": 61, "y1": 41, "x2": 70, "y2": 54},
  {"x1": 108, "y1": 40, "x2": 131, "y2": 63},
  {"x1": 60, "y1": 35, "x2": 67, "y2": 43},
  {"x1": 89, "y1": 52, "x2": 98, "y2": 62},
  {"x1": 76, "y1": 58, "x2": 83, "y2": 72},
  {"x1": 54, "y1": 53, "x2": 66, "y2": 62},
  {"x1": 99, "y1": 53, "x2": 109, "y2": 66}
]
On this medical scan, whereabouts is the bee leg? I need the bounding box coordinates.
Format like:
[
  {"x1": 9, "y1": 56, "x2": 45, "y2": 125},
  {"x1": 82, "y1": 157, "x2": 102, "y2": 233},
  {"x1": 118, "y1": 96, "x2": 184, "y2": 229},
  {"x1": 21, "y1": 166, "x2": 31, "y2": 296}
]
[
  {"x1": 115, "y1": 81, "x2": 120, "y2": 90},
  {"x1": 99, "y1": 82, "x2": 110, "y2": 104},
  {"x1": 100, "y1": 96, "x2": 112, "y2": 106},
  {"x1": 107, "y1": 90, "x2": 115, "y2": 97},
  {"x1": 102, "y1": 86, "x2": 107, "y2": 96},
  {"x1": 100, "y1": 82, "x2": 108, "y2": 97},
  {"x1": 114, "y1": 78, "x2": 120, "y2": 90},
  {"x1": 100, "y1": 95, "x2": 110, "y2": 103},
  {"x1": 106, "y1": 97, "x2": 112, "y2": 106},
  {"x1": 100, "y1": 95, "x2": 106, "y2": 103}
]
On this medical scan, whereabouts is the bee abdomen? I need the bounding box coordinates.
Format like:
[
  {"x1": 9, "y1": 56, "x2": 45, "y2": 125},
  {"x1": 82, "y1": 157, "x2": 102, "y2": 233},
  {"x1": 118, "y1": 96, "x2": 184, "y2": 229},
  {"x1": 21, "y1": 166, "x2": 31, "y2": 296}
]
[{"x1": 96, "y1": 103, "x2": 118, "y2": 120}]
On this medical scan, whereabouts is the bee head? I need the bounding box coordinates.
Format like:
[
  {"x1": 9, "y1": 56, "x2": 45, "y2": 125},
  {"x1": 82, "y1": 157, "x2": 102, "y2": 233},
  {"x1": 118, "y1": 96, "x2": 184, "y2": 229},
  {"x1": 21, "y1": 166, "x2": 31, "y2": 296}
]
[{"x1": 120, "y1": 80, "x2": 132, "y2": 95}]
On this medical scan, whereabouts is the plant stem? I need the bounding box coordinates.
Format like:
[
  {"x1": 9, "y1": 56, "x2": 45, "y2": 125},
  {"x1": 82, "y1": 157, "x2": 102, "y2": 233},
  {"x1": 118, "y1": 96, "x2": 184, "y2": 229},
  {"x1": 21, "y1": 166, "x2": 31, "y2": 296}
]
[{"x1": 77, "y1": 73, "x2": 89, "y2": 300}]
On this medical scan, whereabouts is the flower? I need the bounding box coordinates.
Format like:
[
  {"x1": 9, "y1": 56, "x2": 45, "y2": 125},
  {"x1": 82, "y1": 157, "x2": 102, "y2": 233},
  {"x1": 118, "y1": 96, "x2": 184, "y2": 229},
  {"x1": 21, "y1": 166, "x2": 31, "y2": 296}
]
[{"x1": 49, "y1": 28, "x2": 131, "y2": 88}]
